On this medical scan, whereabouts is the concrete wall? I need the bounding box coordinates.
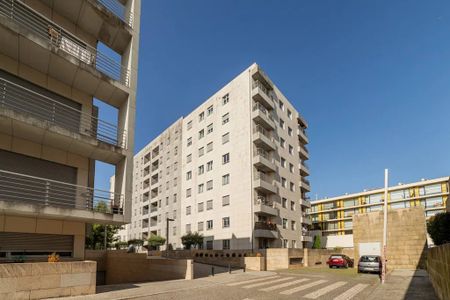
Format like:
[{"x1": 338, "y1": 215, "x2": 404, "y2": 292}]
[
  {"x1": 105, "y1": 251, "x2": 192, "y2": 285},
  {"x1": 353, "y1": 207, "x2": 427, "y2": 270},
  {"x1": 0, "y1": 261, "x2": 96, "y2": 299},
  {"x1": 427, "y1": 243, "x2": 450, "y2": 300},
  {"x1": 245, "y1": 257, "x2": 265, "y2": 271}
]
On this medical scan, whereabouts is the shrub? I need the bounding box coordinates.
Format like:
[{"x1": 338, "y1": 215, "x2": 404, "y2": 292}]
[
  {"x1": 128, "y1": 239, "x2": 144, "y2": 247},
  {"x1": 147, "y1": 235, "x2": 166, "y2": 250},
  {"x1": 114, "y1": 241, "x2": 128, "y2": 250},
  {"x1": 427, "y1": 212, "x2": 450, "y2": 246},
  {"x1": 48, "y1": 252, "x2": 60, "y2": 262},
  {"x1": 312, "y1": 235, "x2": 321, "y2": 249},
  {"x1": 181, "y1": 232, "x2": 203, "y2": 249}
]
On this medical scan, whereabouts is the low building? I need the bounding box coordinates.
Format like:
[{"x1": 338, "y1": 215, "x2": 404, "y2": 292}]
[{"x1": 308, "y1": 177, "x2": 449, "y2": 248}]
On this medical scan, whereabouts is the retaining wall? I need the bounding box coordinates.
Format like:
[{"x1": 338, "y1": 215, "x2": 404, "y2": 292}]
[{"x1": 427, "y1": 243, "x2": 450, "y2": 300}]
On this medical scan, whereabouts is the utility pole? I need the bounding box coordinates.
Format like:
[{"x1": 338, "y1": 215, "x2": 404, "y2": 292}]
[{"x1": 382, "y1": 169, "x2": 388, "y2": 284}]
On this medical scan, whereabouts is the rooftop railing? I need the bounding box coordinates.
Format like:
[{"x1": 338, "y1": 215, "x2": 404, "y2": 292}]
[
  {"x1": 97, "y1": 0, "x2": 134, "y2": 28},
  {"x1": 0, "y1": 77, "x2": 126, "y2": 148},
  {"x1": 0, "y1": 0, "x2": 131, "y2": 87},
  {"x1": 0, "y1": 169, "x2": 124, "y2": 214}
]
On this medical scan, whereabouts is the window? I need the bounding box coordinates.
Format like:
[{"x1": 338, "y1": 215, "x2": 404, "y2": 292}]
[
  {"x1": 279, "y1": 119, "x2": 285, "y2": 129},
  {"x1": 222, "y1": 195, "x2": 230, "y2": 206},
  {"x1": 287, "y1": 109, "x2": 292, "y2": 120},
  {"x1": 365, "y1": 194, "x2": 383, "y2": 204},
  {"x1": 223, "y1": 217, "x2": 230, "y2": 228},
  {"x1": 420, "y1": 184, "x2": 442, "y2": 196},
  {"x1": 281, "y1": 157, "x2": 286, "y2": 168},
  {"x1": 291, "y1": 221, "x2": 296, "y2": 230},
  {"x1": 207, "y1": 142, "x2": 213, "y2": 152},
  {"x1": 186, "y1": 206, "x2": 191, "y2": 215},
  {"x1": 207, "y1": 200, "x2": 213, "y2": 210},
  {"x1": 198, "y1": 221, "x2": 204, "y2": 231},
  {"x1": 222, "y1": 153, "x2": 230, "y2": 164},
  {"x1": 186, "y1": 188, "x2": 191, "y2": 198},
  {"x1": 207, "y1": 161, "x2": 213, "y2": 171},
  {"x1": 187, "y1": 137, "x2": 192, "y2": 147},
  {"x1": 290, "y1": 201, "x2": 295, "y2": 211},
  {"x1": 282, "y1": 198, "x2": 287, "y2": 208},
  {"x1": 222, "y1": 239, "x2": 230, "y2": 250},
  {"x1": 199, "y1": 112, "x2": 205, "y2": 121},
  {"x1": 186, "y1": 171, "x2": 192, "y2": 180},
  {"x1": 344, "y1": 220, "x2": 353, "y2": 228},
  {"x1": 166, "y1": 196, "x2": 169, "y2": 205},
  {"x1": 222, "y1": 113, "x2": 229, "y2": 125},
  {"x1": 290, "y1": 182, "x2": 295, "y2": 192},
  {"x1": 279, "y1": 100, "x2": 284, "y2": 111},
  {"x1": 423, "y1": 197, "x2": 444, "y2": 208},
  {"x1": 186, "y1": 224, "x2": 191, "y2": 233},
  {"x1": 343, "y1": 199, "x2": 357, "y2": 207},
  {"x1": 206, "y1": 180, "x2": 213, "y2": 191},
  {"x1": 288, "y1": 127, "x2": 293, "y2": 136},
  {"x1": 173, "y1": 210, "x2": 177, "y2": 219},
  {"x1": 206, "y1": 240, "x2": 213, "y2": 250},
  {"x1": 207, "y1": 105, "x2": 214, "y2": 116},
  {"x1": 173, "y1": 193, "x2": 177, "y2": 203},
  {"x1": 198, "y1": 165, "x2": 205, "y2": 175},
  {"x1": 222, "y1": 93, "x2": 229, "y2": 105},
  {"x1": 198, "y1": 202, "x2": 204, "y2": 212},
  {"x1": 289, "y1": 145, "x2": 294, "y2": 155},
  {"x1": 222, "y1": 133, "x2": 230, "y2": 144},
  {"x1": 282, "y1": 218, "x2": 288, "y2": 229},
  {"x1": 207, "y1": 123, "x2": 213, "y2": 134},
  {"x1": 207, "y1": 220, "x2": 213, "y2": 230},
  {"x1": 187, "y1": 154, "x2": 192, "y2": 163},
  {"x1": 199, "y1": 129, "x2": 205, "y2": 139},
  {"x1": 222, "y1": 174, "x2": 230, "y2": 185},
  {"x1": 281, "y1": 177, "x2": 287, "y2": 188},
  {"x1": 289, "y1": 163, "x2": 294, "y2": 173},
  {"x1": 187, "y1": 121, "x2": 193, "y2": 130},
  {"x1": 280, "y1": 138, "x2": 285, "y2": 148},
  {"x1": 174, "y1": 146, "x2": 178, "y2": 155},
  {"x1": 198, "y1": 184, "x2": 204, "y2": 193},
  {"x1": 198, "y1": 147, "x2": 204, "y2": 157}
]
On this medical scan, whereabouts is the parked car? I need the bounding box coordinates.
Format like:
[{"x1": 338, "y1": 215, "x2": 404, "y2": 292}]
[
  {"x1": 326, "y1": 254, "x2": 354, "y2": 268},
  {"x1": 358, "y1": 255, "x2": 382, "y2": 274}
]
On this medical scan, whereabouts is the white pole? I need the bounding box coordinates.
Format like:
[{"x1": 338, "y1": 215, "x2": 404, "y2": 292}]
[{"x1": 382, "y1": 169, "x2": 388, "y2": 284}]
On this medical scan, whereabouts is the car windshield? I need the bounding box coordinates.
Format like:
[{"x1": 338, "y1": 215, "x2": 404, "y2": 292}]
[
  {"x1": 330, "y1": 255, "x2": 342, "y2": 259},
  {"x1": 360, "y1": 256, "x2": 380, "y2": 262}
]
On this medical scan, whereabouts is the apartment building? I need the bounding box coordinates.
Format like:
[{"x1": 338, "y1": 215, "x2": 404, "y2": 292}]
[
  {"x1": 0, "y1": 0, "x2": 141, "y2": 259},
  {"x1": 119, "y1": 63, "x2": 311, "y2": 250},
  {"x1": 308, "y1": 177, "x2": 449, "y2": 248}
]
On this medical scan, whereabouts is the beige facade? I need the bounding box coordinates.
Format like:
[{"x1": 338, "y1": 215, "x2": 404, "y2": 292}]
[
  {"x1": 0, "y1": 0, "x2": 141, "y2": 259},
  {"x1": 119, "y1": 64, "x2": 310, "y2": 250}
]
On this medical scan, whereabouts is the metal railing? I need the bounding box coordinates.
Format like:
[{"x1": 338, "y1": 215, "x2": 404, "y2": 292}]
[
  {"x1": 254, "y1": 221, "x2": 277, "y2": 231},
  {"x1": 252, "y1": 80, "x2": 272, "y2": 100},
  {"x1": 255, "y1": 172, "x2": 273, "y2": 184},
  {"x1": 252, "y1": 102, "x2": 274, "y2": 121},
  {"x1": 253, "y1": 125, "x2": 273, "y2": 140},
  {"x1": 150, "y1": 206, "x2": 158, "y2": 213},
  {"x1": 255, "y1": 195, "x2": 273, "y2": 207},
  {"x1": 0, "y1": 77, "x2": 126, "y2": 148},
  {"x1": 97, "y1": 0, "x2": 133, "y2": 28},
  {"x1": 0, "y1": 0, "x2": 131, "y2": 87},
  {"x1": 0, "y1": 169, "x2": 124, "y2": 214},
  {"x1": 254, "y1": 147, "x2": 272, "y2": 160}
]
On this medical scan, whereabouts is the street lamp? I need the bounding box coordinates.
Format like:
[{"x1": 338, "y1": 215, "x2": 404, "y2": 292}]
[
  {"x1": 166, "y1": 218, "x2": 175, "y2": 252},
  {"x1": 382, "y1": 169, "x2": 389, "y2": 284}
]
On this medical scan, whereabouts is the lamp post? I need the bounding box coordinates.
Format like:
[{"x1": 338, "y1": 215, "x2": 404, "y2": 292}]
[
  {"x1": 166, "y1": 218, "x2": 175, "y2": 253},
  {"x1": 382, "y1": 169, "x2": 389, "y2": 284}
]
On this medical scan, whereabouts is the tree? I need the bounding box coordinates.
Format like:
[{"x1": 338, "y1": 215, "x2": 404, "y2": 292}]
[
  {"x1": 147, "y1": 235, "x2": 166, "y2": 250},
  {"x1": 427, "y1": 212, "x2": 450, "y2": 246},
  {"x1": 312, "y1": 235, "x2": 321, "y2": 249},
  {"x1": 181, "y1": 232, "x2": 204, "y2": 249},
  {"x1": 85, "y1": 223, "x2": 120, "y2": 250}
]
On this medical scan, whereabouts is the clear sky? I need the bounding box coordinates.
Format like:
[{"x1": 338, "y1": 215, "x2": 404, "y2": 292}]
[{"x1": 97, "y1": 0, "x2": 450, "y2": 200}]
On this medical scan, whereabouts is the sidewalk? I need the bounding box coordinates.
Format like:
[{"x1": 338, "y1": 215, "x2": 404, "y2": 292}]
[{"x1": 368, "y1": 269, "x2": 438, "y2": 300}]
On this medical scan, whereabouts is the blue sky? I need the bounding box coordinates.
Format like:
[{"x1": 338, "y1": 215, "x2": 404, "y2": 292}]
[{"x1": 97, "y1": 0, "x2": 450, "y2": 199}]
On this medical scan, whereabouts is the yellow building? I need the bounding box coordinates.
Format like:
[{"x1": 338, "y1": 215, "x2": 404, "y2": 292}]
[{"x1": 307, "y1": 177, "x2": 449, "y2": 248}]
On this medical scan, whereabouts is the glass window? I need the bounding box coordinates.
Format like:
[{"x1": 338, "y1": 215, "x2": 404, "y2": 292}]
[
  {"x1": 198, "y1": 165, "x2": 204, "y2": 175},
  {"x1": 207, "y1": 180, "x2": 213, "y2": 190},
  {"x1": 207, "y1": 142, "x2": 213, "y2": 152},
  {"x1": 391, "y1": 201, "x2": 410, "y2": 209},
  {"x1": 199, "y1": 112, "x2": 204, "y2": 121},
  {"x1": 207, "y1": 105, "x2": 214, "y2": 116},
  {"x1": 187, "y1": 121, "x2": 192, "y2": 130},
  {"x1": 198, "y1": 184, "x2": 204, "y2": 193},
  {"x1": 282, "y1": 218, "x2": 288, "y2": 229},
  {"x1": 198, "y1": 129, "x2": 204, "y2": 139},
  {"x1": 222, "y1": 93, "x2": 229, "y2": 105},
  {"x1": 344, "y1": 220, "x2": 353, "y2": 228},
  {"x1": 222, "y1": 153, "x2": 230, "y2": 164},
  {"x1": 222, "y1": 174, "x2": 230, "y2": 185},
  {"x1": 423, "y1": 197, "x2": 444, "y2": 208},
  {"x1": 198, "y1": 221, "x2": 204, "y2": 231},
  {"x1": 198, "y1": 202, "x2": 204, "y2": 212},
  {"x1": 207, "y1": 161, "x2": 213, "y2": 171},
  {"x1": 186, "y1": 224, "x2": 191, "y2": 233},
  {"x1": 198, "y1": 147, "x2": 204, "y2": 157},
  {"x1": 223, "y1": 217, "x2": 230, "y2": 228},
  {"x1": 186, "y1": 171, "x2": 192, "y2": 180},
  {"x1": 186, "y1": 188, "x2": 191, "y2": 198},
  {"x1": 222, "y1": 239, "x2": 230, "y2": 249},
  {"x1": 187, "y1": 137, "x2": 192, "y2": 147},
  {"x1": 207, "y1": 220, "x2": 213, "y2": 230},
  {"x1": 222, "y1": 133, "x2": 230, "y2": 144},
  {"x1": 420, "y1": 184, "x2": 442, "y2": 195},
  {"x1": 366, "y1": 194, "x2": 383, "y2": 204},
  {"x1": 343, "y1": 199, "x2": 357, "y2": 207},
  {"x1": 207, "y1": 199, "x2": 213, "y2": 210},
  {"x1": 186, "y1": 206, "x2": 191, "y2": 215},
  {"x1": 222, "y1": 195, "x2": 230, "y2": 206},
  {"x1": 187, "y1": 154, "x2": 192, "y2": 163},
  {"x1": 207, "y1": 123, "x2": 213, "y2": 134},
  {"x1": 222, "y1": 113, "x2": 230, "y2": 125}
]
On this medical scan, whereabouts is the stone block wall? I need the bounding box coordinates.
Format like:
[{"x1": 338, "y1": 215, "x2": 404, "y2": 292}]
[
  {"x1": 427, "y1": 243, "x2": 450, "y2": 300},
  {"x1": 244, "y1": 257, "x2": 265, "y2": 271},
  {"x1": 0, "y1": 261, "x2": 96, "y2": 299},
  {"x1": 353, "y1": 207, "x2": 427, "y2": 270}
]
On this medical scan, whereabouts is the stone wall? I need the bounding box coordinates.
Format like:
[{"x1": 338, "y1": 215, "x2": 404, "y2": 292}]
[
  {"x1": 353, "y1": 207, "x2": 427, "y2": 270},
  {"x1": 0, "y1": 261, "x2": 96, "y2": 299},
  {"x1": 427, "y1": 243, "x2": 450, "y2": 300},
  {"x1": 244, "y1": 257, "x2": 265, "y2": 271}
]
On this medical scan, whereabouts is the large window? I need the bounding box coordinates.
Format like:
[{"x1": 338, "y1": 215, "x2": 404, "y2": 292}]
[
  {"x1": 391, "y1": 201, "x2": 410, "y2": 209},
  {"x1": 343, "y1": 199, "x2": 357, "y2": 207},
  {"x1": 365, "y1": 194, "x2": 383, "y2": 204},
  {"x1": 422, "y1": 197, "x2": 444, "y2": 208},
  {"x1": 419, "y1": 184, "x2": 442, "y2": 196}
]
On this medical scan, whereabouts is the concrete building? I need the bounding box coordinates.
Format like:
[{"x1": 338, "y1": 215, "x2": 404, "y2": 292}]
[
  {"x1": 308, "y1": 177, "x2": 449, "y2": 248},
  {"x1": 118, "y1": 63, "x2": 311, "y2": 250},
  {"x1": 0, "y1": 0, "x2": 141, "y2": 259}
]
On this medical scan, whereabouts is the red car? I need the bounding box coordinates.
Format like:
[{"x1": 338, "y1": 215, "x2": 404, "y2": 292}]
[{"x1": 326, "y1": 254, "x2": 354, "y2": 268}]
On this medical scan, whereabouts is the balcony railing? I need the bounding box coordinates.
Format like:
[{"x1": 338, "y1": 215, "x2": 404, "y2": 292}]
[
  {"x1": 97, "y1": 0, "x2": 134, "y2": 28},
  {"x1": 255, "y1": 172, "x2": 273, "y2": 184},
  {"x1": 252, "y1": 103, "x2": 274, "y2": 120},
  {"x1": 0, "y1": 169, "x2": 124, "y2": 214},
  {"x1": 254, "y1": 221, "x2": 277, "y2": 231},
  {"x1": 252, "y1": 80, "x2": 272, "y2": 100},
  {"x1": 254, "y1": 148, "x2": 271, "y2": 160},
  {"x1": 0, "y1": 77, "x2": 126, "y2": 148},
  {"x1": 255, "y1": 195, "x2": 273, "y2": 207},
  {"x1": 0, "y1": 0, "x2": 131, "y2": 87},
  {"x1": 150, "y1": 206, "x2": 158, "y2": 213},
  {"x1": 253, "y1": 125, "x2": 273, "y2": 140}
]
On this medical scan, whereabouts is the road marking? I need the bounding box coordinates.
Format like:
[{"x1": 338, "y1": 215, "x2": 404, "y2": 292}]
[
  {"x1": 333, "y1": 283, "x2": 369, "y2": 300},
  {"x1": 226, "y1": 275, "x2": 280, "y2": 286},
  {"x1": 242, "y1": 277, "x2": 293, "y2": 289},
  {"x1": 304, "y1": 281, "x2": 347, "y2": 299},
  {"x1": 259, "y1": 278, "x2": 310, "y2": 292},
  {"x1": 279, "y1": 279, "x2": 328, "y2": 295}
]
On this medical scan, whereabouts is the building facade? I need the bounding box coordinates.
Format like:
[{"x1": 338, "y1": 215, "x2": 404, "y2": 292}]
[
  {"x1": 0, "y1": 0, "x2": 141, "y2": 259},
  {"x1": 308, "y1": 177, "x2": 449, "y2": 248},
  {"x1": 119, "y1": 63, "x2": 311, "y2": 250}
]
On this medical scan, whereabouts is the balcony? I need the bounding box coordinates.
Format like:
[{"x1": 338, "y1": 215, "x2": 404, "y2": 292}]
[
  {"x1": 0, "y1": 76, "x2": 127, "y2": 163},
  {"x1": 298, "y1": 145, "x2": 309, "y2": 160},
  {"x1": 253, "y1": 148, "x2": 276, "y2": 172},
  {"x1": 297, "y1": 127, "x2": 309, "y2": 144},
  {"x1": 300, "y1": 199, "x2": 311, "y2": 208},
  {"x1": 300, "y1": 235, "x2": 313, "y2": 242},
  {"x1": 0, "y1": 169, "x2": 126, "y2": 224},
  {"x1": 151, "y1": 175, "x2": 159, "y2": 186},
  {"x1": 251, "y1": 80, "x2": 274, "y2": 110},
  {"x1": 254, "y1": 172, "x2": 277, "y2": 194},
  {"x1": 150, "y1": 218, "x2": 157, "y2": 227},
  {"x1": 299, "y1": 162, "x2": 310, "y2": 176},
  {"x1": 254, "y1": 221, "x2": 278, "y2": 239},
  {"x1": 300, "y1": 179, "x2": 311, "y2": 192},
  {"x1": 301, "y1": 215, "x2": 312, "y2": 225},
  {"x1": 254, "y1": 195, "x2": 278, "y2": 216},
  {"x1": 253, "y1": 125, "x2": 276, "y2": 151},
  {"x1": 0, "y1": 0, "x2": 131, "y2": 106},
  {"x1": 252, "y1": 103, "x2": 275, "y2": 129},
  {"x1": 150, "y1": 205, "x2": 158, "y2": 214}
]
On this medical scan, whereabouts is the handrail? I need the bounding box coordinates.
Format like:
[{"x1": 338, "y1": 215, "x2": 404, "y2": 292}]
[
  {"x1": 0, "y1": 77, "x2": 126, "y2": 148},
  {"x1": 0, "y1": 169, "x2": 124, "y2": 214},
  {"x1": 97, "y1": 0, "x2": 134, "y2": 28},
  {"x1": 0, "y1": 0, "x2": 131, "y2": 87}
]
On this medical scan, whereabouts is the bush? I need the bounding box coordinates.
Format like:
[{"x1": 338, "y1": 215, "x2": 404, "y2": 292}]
[
  {"x1": 128, "y1": 239, "x2": 144, "y2": 247},
  {"x1": 181, "y1": 232, "x2": 203, "y2": 249},
  {"x1": 114, "y1": 241, "x2": 128, "y2": 250},
  {"x1": 147, "y1": 235, "x2": 166, "y2": 250},
  {"x1": 427, "y1": 212, "x2": 450, "y2": 245},
  {"x1": 312, "y1": 235, "x2": 321, "y2": 249}
]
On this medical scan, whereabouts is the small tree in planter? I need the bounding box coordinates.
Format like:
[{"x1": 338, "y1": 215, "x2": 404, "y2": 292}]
[
  {"x1": 147, "y1": 235, "x2": 166, "y2": 250},
  {"x1": 312, "y1": 235, "x2": 321, "y2": 249},
  {"x1": 181, "y1": 232, "x2": 204, "y2": 249},
  {"x1": 427, "y1": 212, "x2": 450, "y2": 245}
]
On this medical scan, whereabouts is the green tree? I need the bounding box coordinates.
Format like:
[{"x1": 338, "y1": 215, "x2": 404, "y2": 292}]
[
  {"x1": 147, "y1": 235, "x2": 166, "y2": 250},
  {"x1": 427, "y1": 212, "x2": 450, "y2": 245},
  {"x1": 85, "y1": 223, "x2": 120, "y2": 250},
  {"x1": 312, "y1": 235, "x2": 321, "y2": 249},
  {"x1": 181, "y1": 232, "x2": 204, "y2": 249}
]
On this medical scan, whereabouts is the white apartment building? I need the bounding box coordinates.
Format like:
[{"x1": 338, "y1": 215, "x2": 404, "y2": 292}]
[
  {"x1": 0, "y1": 0, "x2": 140, "y2": 259},
  {"x1": 119, "y1": 63, "x2": 311, "y2": 250}
]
